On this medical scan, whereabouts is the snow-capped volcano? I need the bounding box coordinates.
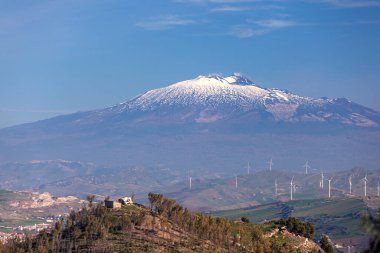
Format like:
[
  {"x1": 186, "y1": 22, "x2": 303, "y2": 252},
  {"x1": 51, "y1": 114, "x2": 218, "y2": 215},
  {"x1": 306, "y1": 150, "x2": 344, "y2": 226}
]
[
  {"x1": 1, "y1": 73, "x2": 379, "y2": 170},
  {"x1": 102, "y1": 74, "x2": 378, "y2": 127}
]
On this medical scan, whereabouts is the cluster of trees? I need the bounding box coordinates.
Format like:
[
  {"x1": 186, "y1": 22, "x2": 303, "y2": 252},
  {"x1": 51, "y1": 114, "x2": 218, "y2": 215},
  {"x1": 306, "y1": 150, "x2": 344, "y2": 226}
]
[
  {"x1": 148, "y1": 192, "x2": 232, "y2": 246},
  {"x1": 241, "y1": 217, "x2": 250, "y2": 223},
  {"x1": 319, "y1": 235, "x2": 333, "y2": 253},
  {"x1": 277, "y1": 217, "x2": 315, "y2": 239},
  {"x1": 149, "y1": 192, "x2": 271, "y2": 251}
]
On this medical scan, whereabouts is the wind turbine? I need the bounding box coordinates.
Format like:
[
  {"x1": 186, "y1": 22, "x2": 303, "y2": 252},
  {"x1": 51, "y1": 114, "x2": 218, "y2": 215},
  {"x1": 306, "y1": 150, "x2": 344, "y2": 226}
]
[
  {"x1": 245, "y1": 162, "x2": 251, "y2": 175},
  {"x1": 268, "y1": 158, "x2": 273, "y2": 171},
  {"x1": 275, "y1": 179, "x2": 278, "y2": 196},
  {"x1": 349, "y1": 175, "x2": 352, "y2": 195},
  {"x1": 189, "y1": 176, "x2": 192, "y2": 190},
  {"x1": 327, "y1": 177, "x2": 333, "y2": 198},
  {"x1": 363, "y1": 174, "x2": 368, "y2": 197},
  {"x1": 377, "y1": 179, "x2": 380, "y2": 197},
  {"x1": 304, "y1": 161, "x2": 310, "y2": 175},
  {"x1": 235, "y1": 174, "x2": 238, "y2": 189},
  {"x1": 290, "y1": 176, "x2": 294, "y2": 201},
  {"x1": 320, "y1": 171, "x2": 324, "y2": 189}
]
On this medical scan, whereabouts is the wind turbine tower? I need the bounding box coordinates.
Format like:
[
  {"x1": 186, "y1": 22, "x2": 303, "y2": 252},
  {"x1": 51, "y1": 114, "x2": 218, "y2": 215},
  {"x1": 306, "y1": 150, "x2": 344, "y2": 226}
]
[
  {"x1": 363, "y1": 174, "x2": 368, "y2": 197},
  {"x1": 321, "y1": 171, "x2": 324, "y2": 189},
  {"x1": 349, "y1": 175, "x2": 352, "y2": 194},
  {"x1": 377, "y1": 180, "x2": 379, "y2": 197},
  {"x1": 327, "y1": 178, "x2": 333, "y2": 198},
  {"x1": 246, "y1": 162, "x2": 251, "y2": 175},
  {"x1": 290, "y1": 176, "x2": 294, "y2": 201},
  {"x1": 304, "y1": 161, "x2": 310, "y2": 175},
  {"x1": 235, "y1": 174, "x2": 238, "y2": 189},
  {"x1": 275, "y1": 179, "x2": 278, "y2": 196},
  {"x1": 268, "y1": 159, "x2": 273, "y2": 171},
  {"x1": 189, "y1": 176, "x2": 192, "y2": 190}
]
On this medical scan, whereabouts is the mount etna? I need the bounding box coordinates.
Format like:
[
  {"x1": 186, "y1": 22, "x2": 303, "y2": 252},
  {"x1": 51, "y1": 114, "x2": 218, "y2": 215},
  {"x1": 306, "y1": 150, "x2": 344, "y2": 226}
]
[{"x1": 1, "y1": 74, "x2": 379, "y2": 171}]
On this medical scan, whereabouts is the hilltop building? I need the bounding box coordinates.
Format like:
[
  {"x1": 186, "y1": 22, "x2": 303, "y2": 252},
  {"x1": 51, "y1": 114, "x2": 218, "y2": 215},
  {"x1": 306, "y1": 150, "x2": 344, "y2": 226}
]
[
  {"x1": 105, "y1": 196, "x2": 133, "y2": 209},
  {"x1": 104, "y1": 200, "x2": 121, "y2": 209},
  {"x1": 119, "y1": 197, "x2": 133, "y2": 205}
]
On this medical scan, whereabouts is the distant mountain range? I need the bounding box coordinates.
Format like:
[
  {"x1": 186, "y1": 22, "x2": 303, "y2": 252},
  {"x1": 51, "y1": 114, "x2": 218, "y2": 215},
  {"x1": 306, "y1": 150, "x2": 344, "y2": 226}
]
[{"x1": 1, "y1": 74, "x2": 379, "y2": 170}]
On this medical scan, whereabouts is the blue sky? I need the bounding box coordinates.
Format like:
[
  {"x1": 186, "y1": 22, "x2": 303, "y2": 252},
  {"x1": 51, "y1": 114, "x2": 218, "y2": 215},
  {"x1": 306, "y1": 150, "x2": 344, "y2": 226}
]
[{"x1": 0, "y1": 0, "x2": 379, "y2": 128}]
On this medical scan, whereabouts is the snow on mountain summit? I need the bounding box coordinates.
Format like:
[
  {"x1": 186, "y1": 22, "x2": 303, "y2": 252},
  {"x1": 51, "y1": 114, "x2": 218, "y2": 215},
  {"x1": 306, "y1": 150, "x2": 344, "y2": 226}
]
[
  {"x1": 224, "y1": 73, "x2": 255, "y2": 85},
  {"x1": 116, "y1": 74, "x2": 311, "y2": 112}
]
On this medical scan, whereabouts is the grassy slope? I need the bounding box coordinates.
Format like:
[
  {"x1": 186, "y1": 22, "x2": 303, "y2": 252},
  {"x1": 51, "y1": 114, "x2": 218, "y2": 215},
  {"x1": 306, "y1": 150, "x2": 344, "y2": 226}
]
[{"x1": 213, "y1": 197, "x2": 370, "y2": 240}]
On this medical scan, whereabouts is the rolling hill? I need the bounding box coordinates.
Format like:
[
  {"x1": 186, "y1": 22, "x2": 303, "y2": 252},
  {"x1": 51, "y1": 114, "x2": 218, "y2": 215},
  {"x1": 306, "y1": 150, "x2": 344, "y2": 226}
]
[
  {"x1": 164, "y1": 167, "x2": 380, "y2": 211},
  {"x1": 0, "y1": 194, "x2": 323, "y2": 253},
  {"x1": 212, "y1": 197, "x2": 375, "y2": 252},
  {"x1": 0, "y1": 159, "x2": 379, "y2": 212}
]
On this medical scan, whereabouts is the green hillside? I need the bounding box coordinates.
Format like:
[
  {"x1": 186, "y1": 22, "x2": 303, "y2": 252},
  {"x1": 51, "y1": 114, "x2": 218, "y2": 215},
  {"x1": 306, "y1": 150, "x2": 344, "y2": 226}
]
[{"x1": 213, "y1": 197, "x2": 370, "y2": 240}]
